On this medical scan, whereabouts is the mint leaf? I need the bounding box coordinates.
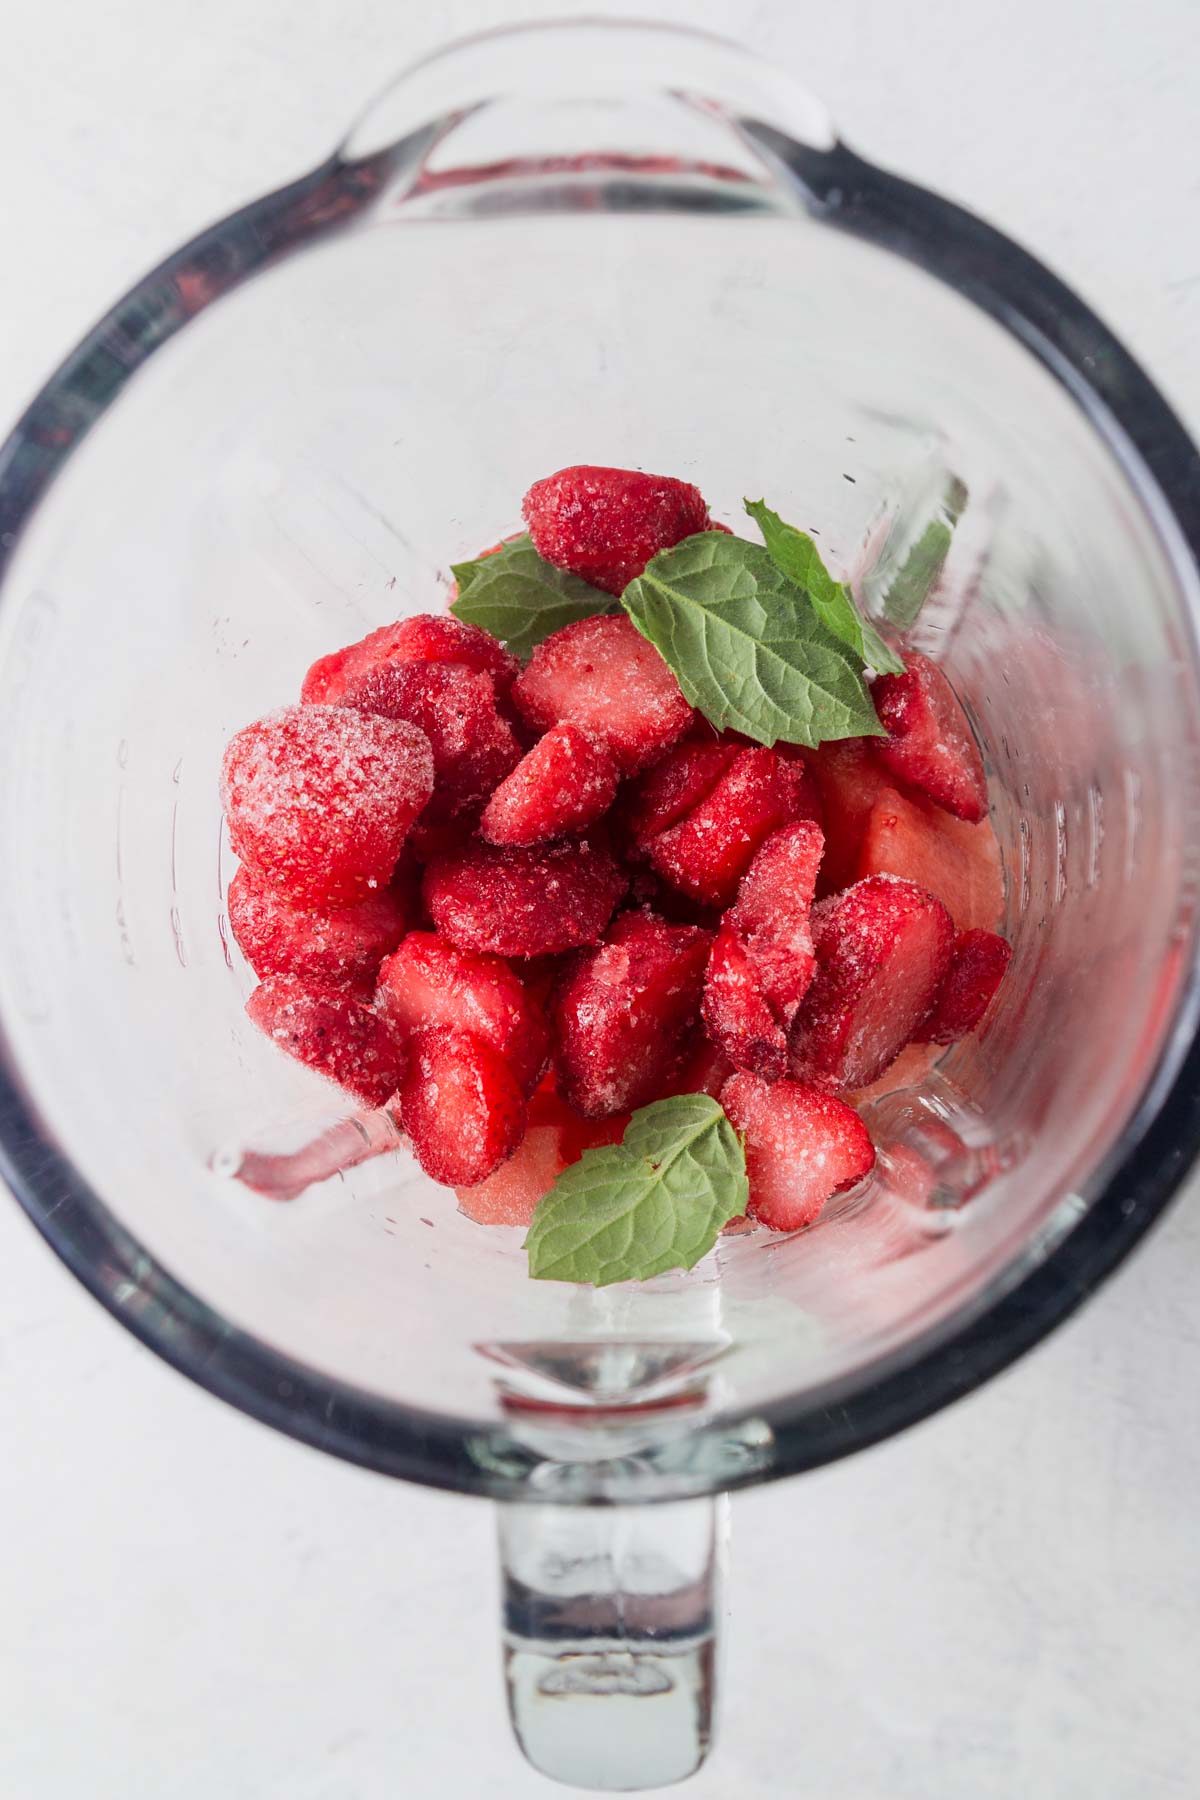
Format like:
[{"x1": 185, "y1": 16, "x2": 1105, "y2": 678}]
[
  {"x1": 524, "y1": 1094, "x2": 748, "y2": 1286},
  {"x1": 744, "y1": 498, "x2": 904, "y2": 676},
  {"x1": 621, "y1": 533, "x2": 883, "y2": 747},
  {"x1": 451, "y1": 534, "x2": 615, "y2": 660}
]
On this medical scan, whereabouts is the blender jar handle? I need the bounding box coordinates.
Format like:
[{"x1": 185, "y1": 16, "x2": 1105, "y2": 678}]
[{"x1": 497, "y1": 1495, "x2": 725, "y2": 1790}]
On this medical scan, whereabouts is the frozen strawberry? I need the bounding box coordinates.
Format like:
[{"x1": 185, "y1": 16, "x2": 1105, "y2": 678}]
[
  {"x1": 423, "y1": 837, "x2": 626, "y2": 956},
  {"x1": 721, "y1": 1072, "x2": 875, "y2": 1231},
  {"x1": 660, "y1": 1031, "x2": 737, "y2": 1101},
  {"x1": 701, "y1": 920, "x2": 787, "y2": 1080},
  {"x1": 873, "y1": 652, "x2": 988, "y2": 823},
  {"x1": 221, "y1": 705, "x2": 434, "y2": 907},
  {"x1": 523, "y1": 465, "x2": 712, "y2": 596},
  {"x1": 920, "y1": 929, "x2": 1012, "y2": 1044},
  {"x1": 856, "y1": 784, "x2": 1003, "y2": 933},
  {"x1": 375, "y1": 931, "x2": 549, "y2": 1094},
  {"x1": 398, "y1": 1027, "x2": 526, "y2": 1187},
  {"x1": 513, "y1": 615, "x2": 694, "y2": 774},
  {"x1": 647, "y1": 747, "x2": 816, "y2": 909},
  {"x1": 245, "y1": 975, "x2": 405, "y2": 1107},
  {"x1": 228, "y1": 864, "x2": 410, "y2": 994},
  {"x1": 729, "y1": 820, "x2": 824, "y2": 1025},
  {"x1": 790, "y1": 876, "x2": 955, "y2": 1090},
  {"x1": 480, "y1": 723, "x2": 619, "y2": 846},
  {"x1": 344, "y1": 660, "x2": 521, "y2": 823},
  {"x1": 302, "y1": 612, "x2": 519, "y2": 707},
  {"x1": 621, "y1": 737, "x2": 739, "y2": 853},
  {"x1": 805, "y1": 738, "x2": 895, "y2": 895},
  {"x1": 552, "y1": 911, "x2": 710, "y2": 1115}
]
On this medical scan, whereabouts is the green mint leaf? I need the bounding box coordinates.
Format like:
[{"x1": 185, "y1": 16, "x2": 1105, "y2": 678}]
[
  {"x1": 524, "y1": 1094, "x2": 748, "y2": 1286},
  {"x1": 621, "y1": 533, "x2": 884, "y2": 747},
  {"x1": 450, "y1": 534, "x2": 615, "y2": 661},
  {"x1": 744, "y1": 498, "x2": 904, "y2": 676}
]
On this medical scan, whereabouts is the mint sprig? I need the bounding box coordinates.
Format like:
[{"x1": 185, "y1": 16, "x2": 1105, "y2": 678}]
[
  {"x1": 450, "y1": 534, "x2": 615, "y2": 660},
  {"x1": 524, "y1": 1094, "x2": 748, "y2": 1286},
  {"x1": 744, "y1": 498, "x2": 904, "y2": 675},
  {"x1": 622, "y1": 533, "x2": 883, "y2": 748}
]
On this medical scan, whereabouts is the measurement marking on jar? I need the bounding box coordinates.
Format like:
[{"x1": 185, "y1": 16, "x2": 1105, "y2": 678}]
[
  {"x1": 1123, "y1": 766, "x2": 1141, "y2": 883},
  {"x1": 1018, "y1": 816, "x2": 1032, "y2": 913},
  {"x1": 1052, "y1": 800, "x2": 1068, "y2": 907},
  {"x1": 1087, "y1": 784, "x2": 1104, "y2": 889}
]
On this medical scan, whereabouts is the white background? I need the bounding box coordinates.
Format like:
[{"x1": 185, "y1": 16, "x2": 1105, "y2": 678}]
[{"x1": 3, "y1": 3, "x2": 1200, "y2": 1796}]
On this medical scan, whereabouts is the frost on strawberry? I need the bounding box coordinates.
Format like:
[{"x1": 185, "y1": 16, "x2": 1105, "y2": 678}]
[
  {"x1": 221, "y1": 705, "x2": 434, "y2": 907},
  {"x1": 552, "y1": 911, "x2": 710, "y2": 1115},
  {"x1": 621, "y1": 736, "x2": 739, "y2": 853},
  {"x1": 522, "y1": 464, "x2": 712, "y2": 596},
  {"x1": 513, "y1": 614, "x2": 694, "y2": 773},
  {"x1": 790, "y1": 875, "x2": 955, "y2": 1090},
  {"x1": 481, "y1": 722, "x2": 619, "y2": 846},
  {"x1": 920, "y1": 928, "x2": 1012, "y2": 1044},
  {"x1": 729, "y1": 820, "x2": 823, "y2": 1027},
  {"x1": 647, "y1": 746, "x2": 816, "y2": 909},
  {"x1": 702, "y1": 919, "x2": 788, "y2": 1080},
  {"x1": 398, "y1": 1026, "x2": 526, "y2": 1188},
  {"x1": 344, "y1": 659, "x2": 521, "y2": 824},
  {"x1": 228, "y1": 864, "x2": 410, "y2": 995},
  {"x1": 721, "y1": 1071, "x2": 876, "y2": 1232},
  {"x1": 375, "y1": 931, "x2": 549, "y2": 1094},
  {"x1": 873, "y1": 651, "x2": 988, "y2": 823},
  {"x1": 245, "y1": 975, "x2": 406, "y2": 1108},
  {"x1": 301, "y1": 611, "x2": 519, "y2": 707},
  {"x1": 422, "y1": 837, "x2": 627, "y2": 957}
]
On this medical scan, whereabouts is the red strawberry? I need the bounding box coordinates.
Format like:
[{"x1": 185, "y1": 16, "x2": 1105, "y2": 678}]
[
  {"x1": 873, "y1": 652, "x2": 988, "y2": 823},
  {"x1": 721, "y1": 1072, "x2": 876, "y2": 1231},
  {"x1": 481, "y1": 722, "x2": 619, "y2": 846},
  {"x1": 790, "y1": 876, "x2": 955, "y2": 1090},
  {"x1": 621, "y1": 737, "x2": 739, "y2": 853},
  {"x1": 856, "y1": 784, "x2": 1003, "y2": 933},
  {"x1": 513, "y1": 615, "x2": 694, "y2": 774},
  {"x1": 344, "y1": 660, "x2": 521, "y2": 823},
  {"x1": 228, "y1": 863, "x2": 410, "y2": 994},
  {"x1": 423, "y1": 837, "x2": 626, "y2": 957},
  {"x1": 398, "y1": 1026, "x2": 526, "y2": 1187},
  {"x1": 805, "y1": 738, "x2": 895, "y2": 895},
  {"x1": 660, "y1": 1031, "x2": 737, "y2": 1101},
  {"x1": 301, "y1": 612, "x2": 519, "y2": 706},
  {"x1": 245, "y1": 975, "x2": 405, "y2": 1107},
  {"x1": 551, "y1": 911, "x2": 710, "y2": 1115},
  {"x1": 701, "y1": 920, "x2": 787, "y2": 1080},
  {"x1": 729, "y1": 820, "x2": 824, "y2": 1025},
  {"x1": 375, "y1": 931, "x2": 549, "y2": 1094},
  {"x1": 920, "y1": 929, "x2": 1012, "y2": 1044},
  {"x1": 221, "y1": 705, "x2": 434, "y2": 907},
  {"x1": 522, "y1": 464, "x2": 712, "y2": 596},
  {"x1": 647, "y1": 747, "x2": 816, "y2": 909}
]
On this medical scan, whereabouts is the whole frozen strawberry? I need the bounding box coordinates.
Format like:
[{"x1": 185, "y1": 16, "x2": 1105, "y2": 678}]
[
  {"x1": 221, "y1": 705, "x2": 434, "y2": 907},
  {"x1": 523, "y1": 465, "x2": 712, "y2": 595}
]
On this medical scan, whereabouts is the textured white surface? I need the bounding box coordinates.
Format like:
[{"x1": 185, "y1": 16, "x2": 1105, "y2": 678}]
[{"x1": 3, "y1": 3, "x2": 1200, "y2": 1796}]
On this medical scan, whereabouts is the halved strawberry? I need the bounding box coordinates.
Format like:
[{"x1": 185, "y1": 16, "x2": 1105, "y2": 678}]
[
  {"x1": 920, "y1": 929, "x2": 1012, "y2": 1044},
  {"x1": 701, "y1": 920, "x2": 787, "y2": 1080},
  {"x1": 790, "y1": 876, "x2": 955, "y2": 1089},
  {"x1": 523, "y1": 464, "x2": 712, "y2": 596},
  {"x1": 398, "y1": 1026, "x2": 526, "y2": 1187},
  {"x1": 301, "y1": 612, "x2": 519, "y2": 707},
  {"x1": 423, "y1": 837, "x2": 627, "y2": 956},
  {"x1": 856, "y1": 784, "x2": 1004, "y2": 933},
  {"x1": 344, "y1": 660, "x2": 521, "y2": 823},
  {"x1": 513, "y1": 615, "x2": 694, "y2": 774},
  {"x1": 481, "y1": 722, "x2": 619, "y2": 846},
  {"x1": 647, "y1": 747, "x2": 816, "y2": 909},
  {"x1": 551, "y1": 911, "x2": 710, "y2": 1115},
  {"x1": 805, "y1": 738, "x2": 896, "y2": 895},
  {"x1": 228, "y1": 864, "x2": 410, "y2": 995},
  {"x1": 221, "y1": 705, "x2": 434, "y2": 907},
  {"x1": 375, "y1": 931, "x2": 549, "y2": 1094},
  {"x1": 729, "y1": 820, "x2": 824, "y2": 1026},
  {"x1": 245, "y1": 975, "x2": 405, "y2": 1108},
  {"x1": 721, "y1": 1072, "x2": 876, "y2": 1231},
  {"x1": 621, "y1": 736, "x2": 739, "y2": 854},
  {"x1": 873, "y1": 652, "x2": 988, "y2": 823}
]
